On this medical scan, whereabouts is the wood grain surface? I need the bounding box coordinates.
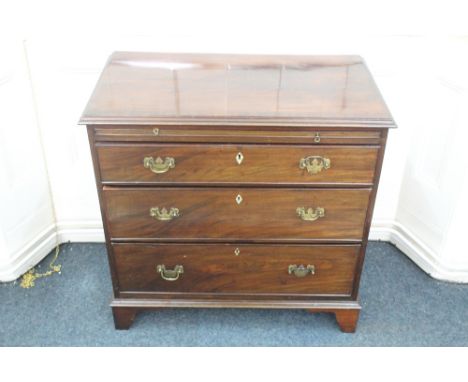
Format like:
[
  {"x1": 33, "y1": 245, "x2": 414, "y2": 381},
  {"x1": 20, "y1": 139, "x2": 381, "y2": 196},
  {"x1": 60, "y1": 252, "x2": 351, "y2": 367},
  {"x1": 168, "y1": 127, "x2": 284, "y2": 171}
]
[
  {"x1": 97, "y1": 143, "x2": 379, "y2": 186},
  {"x1": 113, "y1": 243, "x2": 359, "y2": 296},
  {"x1": 103, "y1": 187, "x2": 371, "y2": 241},
  {"x1": 80, "y1": 52, "x2": 396, "y2": 128}
]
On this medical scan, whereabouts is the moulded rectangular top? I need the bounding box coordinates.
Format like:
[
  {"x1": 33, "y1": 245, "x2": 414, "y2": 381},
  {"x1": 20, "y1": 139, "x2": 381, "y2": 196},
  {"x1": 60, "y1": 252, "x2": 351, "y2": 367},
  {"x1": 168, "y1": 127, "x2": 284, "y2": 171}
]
[{"x1": 79, "y1": 51, "x2": 396, "y2": 128}]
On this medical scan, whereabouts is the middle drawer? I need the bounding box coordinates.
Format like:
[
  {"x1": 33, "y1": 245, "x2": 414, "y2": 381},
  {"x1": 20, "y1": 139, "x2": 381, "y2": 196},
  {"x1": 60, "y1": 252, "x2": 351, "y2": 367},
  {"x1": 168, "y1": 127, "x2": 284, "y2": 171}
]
[
  {"x1": 97, "y1": 144, "x2": 378, "y2": 185},
  {"x1": 103, "y1": 188, "x2": 371, "y2": 241}
]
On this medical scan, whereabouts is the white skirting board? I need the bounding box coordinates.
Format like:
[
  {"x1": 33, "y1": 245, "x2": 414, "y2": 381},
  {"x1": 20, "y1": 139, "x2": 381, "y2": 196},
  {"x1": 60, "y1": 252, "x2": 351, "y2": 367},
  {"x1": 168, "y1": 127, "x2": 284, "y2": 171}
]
[
  {"x1": 0, "y1": 221, "x2": 104, "y2": 282},
  {"x1": 0, "y1": 224, "x2": 58, "y2": 283},
  {"x1": 1, "y1": 220, "x2": 468, "y2": 283},
  {"x1": 369, "y1": 220, "x2": 468, "y2": 283}
]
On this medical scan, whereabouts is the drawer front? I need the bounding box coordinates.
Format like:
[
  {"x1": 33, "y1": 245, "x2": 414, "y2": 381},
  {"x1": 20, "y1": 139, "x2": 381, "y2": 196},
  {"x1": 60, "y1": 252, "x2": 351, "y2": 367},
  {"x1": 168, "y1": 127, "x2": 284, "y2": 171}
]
[
  {"x1": 113, "y1": 243, "x2": 360, "y2": 296},
  {"x1": 97, "y1": 144, "x2": 378, "y2": 185},
  {"x1": 104, "y1": 188, "x2": 371, "y2": 241}
]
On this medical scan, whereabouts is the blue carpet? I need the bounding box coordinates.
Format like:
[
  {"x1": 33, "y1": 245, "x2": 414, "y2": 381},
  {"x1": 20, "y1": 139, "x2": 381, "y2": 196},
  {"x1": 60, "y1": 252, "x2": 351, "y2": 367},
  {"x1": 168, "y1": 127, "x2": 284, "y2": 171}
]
[{"x1": 0, "y1": 242, "x2": 467, "y2": 346}]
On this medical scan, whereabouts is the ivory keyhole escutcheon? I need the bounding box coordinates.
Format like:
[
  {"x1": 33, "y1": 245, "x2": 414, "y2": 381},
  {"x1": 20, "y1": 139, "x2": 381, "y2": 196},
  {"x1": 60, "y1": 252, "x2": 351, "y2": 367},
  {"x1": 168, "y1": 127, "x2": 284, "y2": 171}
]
[
  {"x1": 236, "y1": 152, "x2": 244, "y2": 165},
  {"x1": 234, "y1": 248, "x2": 240, "y2": 256},
  {"x1": 236, "y1": 194, "x2": 243, "y2": 204}
]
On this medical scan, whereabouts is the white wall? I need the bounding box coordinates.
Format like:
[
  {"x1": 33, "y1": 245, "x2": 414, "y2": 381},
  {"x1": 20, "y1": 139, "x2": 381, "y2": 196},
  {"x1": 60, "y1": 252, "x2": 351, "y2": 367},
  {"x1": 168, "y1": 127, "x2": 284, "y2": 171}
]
[
  {"x1": 369, "y1": 37, "x2": 468, "y2": 281},
  {"x1": 1, "y1": 0, "x2": 468, "y2": 281},
  {"x1": 0, "y1": 41, "x2": 56, "y2": 280}
]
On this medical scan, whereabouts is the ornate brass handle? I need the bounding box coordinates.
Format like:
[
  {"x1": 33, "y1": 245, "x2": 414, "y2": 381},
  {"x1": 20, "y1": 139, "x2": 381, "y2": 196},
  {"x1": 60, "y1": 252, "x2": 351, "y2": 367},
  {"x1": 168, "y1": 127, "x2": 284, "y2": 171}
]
[
  {"x1": 296, "y1": 207, "x2": 325, "y2": 221},
  {"x1": 150, "y1": 207, "x2": 180, "y2": 221},
  {"x1": 143, "y1": 156, "x2": 175, "y2": 173},
  {"x1": 299, "y1": 156, "x2": 331, "y2": 174},
  {"x1": 156, "y1": 264, "x2": 184, "y2": 281},
  {"x1": 288, "y1": 264, "x2": 315, "y2": 277}
]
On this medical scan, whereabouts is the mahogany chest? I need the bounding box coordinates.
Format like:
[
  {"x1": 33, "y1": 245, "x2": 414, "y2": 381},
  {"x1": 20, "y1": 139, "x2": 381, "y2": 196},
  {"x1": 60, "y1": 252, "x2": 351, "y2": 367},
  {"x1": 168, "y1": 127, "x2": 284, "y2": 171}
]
[{"x1": 80, "y1": 52, "x2": 395, "y2": 332}]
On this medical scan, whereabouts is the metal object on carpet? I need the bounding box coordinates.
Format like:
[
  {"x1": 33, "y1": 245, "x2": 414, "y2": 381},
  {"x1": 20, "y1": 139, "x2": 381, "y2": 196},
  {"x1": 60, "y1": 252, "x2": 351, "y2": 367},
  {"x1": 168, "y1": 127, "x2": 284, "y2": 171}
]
[{"x1": 20, "y1": 245, "x2": 62, "y2": 288}]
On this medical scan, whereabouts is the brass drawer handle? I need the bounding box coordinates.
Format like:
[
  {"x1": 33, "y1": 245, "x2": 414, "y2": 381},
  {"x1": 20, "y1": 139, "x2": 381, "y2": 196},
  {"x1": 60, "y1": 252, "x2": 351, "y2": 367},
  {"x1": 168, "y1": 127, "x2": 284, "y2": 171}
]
[
  {"x1": 156, "y1": 264, "x2": 184, "y2": 281},
  {"x1": 143, "y1": 156, "x2": 175, "y2": 173},
  {"x1": 150, "y1": 207, "x2": 180, "y2": 221},
  {"x1": 288, "y1": 264, "x2": 315, "y2": 277},
  {"x1": 299, "y1": 156, "x2": 331, "y2": 174},
  {"x1": 296, "y1": 207, "x2": 325, "y2": 221}
]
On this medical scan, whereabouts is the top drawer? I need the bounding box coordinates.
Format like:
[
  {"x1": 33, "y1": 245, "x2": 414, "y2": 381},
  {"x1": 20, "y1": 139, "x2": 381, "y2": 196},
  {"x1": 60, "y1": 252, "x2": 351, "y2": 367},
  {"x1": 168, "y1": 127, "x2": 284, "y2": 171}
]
[
  {"x1": 93, "y1": 126, "x2": 382, "y2": 145},
  {"x1": 96, "y1": 144, "x2": 379, "y2": 186}
]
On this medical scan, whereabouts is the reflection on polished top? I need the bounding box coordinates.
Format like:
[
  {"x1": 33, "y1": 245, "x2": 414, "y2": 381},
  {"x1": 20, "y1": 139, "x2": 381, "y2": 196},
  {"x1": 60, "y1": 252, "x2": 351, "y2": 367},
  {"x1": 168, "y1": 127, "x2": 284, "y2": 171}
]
[{"x1": 79, "y1": 51, "x2": 395, "y2": 128}]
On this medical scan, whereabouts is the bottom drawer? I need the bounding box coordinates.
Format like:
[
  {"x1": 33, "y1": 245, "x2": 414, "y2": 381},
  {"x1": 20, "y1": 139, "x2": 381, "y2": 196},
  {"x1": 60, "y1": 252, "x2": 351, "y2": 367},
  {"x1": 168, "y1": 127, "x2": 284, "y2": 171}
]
[{"x1": 113, "y1": 243, "x2": 360, "y2": 297}]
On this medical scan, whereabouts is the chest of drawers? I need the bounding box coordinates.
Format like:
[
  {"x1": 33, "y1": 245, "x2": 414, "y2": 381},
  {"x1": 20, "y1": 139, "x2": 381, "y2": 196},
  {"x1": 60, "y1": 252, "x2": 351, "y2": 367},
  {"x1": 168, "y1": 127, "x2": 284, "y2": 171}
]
[{"x1": 80, "y1": 52, "x2": 395, "y2": 332}]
